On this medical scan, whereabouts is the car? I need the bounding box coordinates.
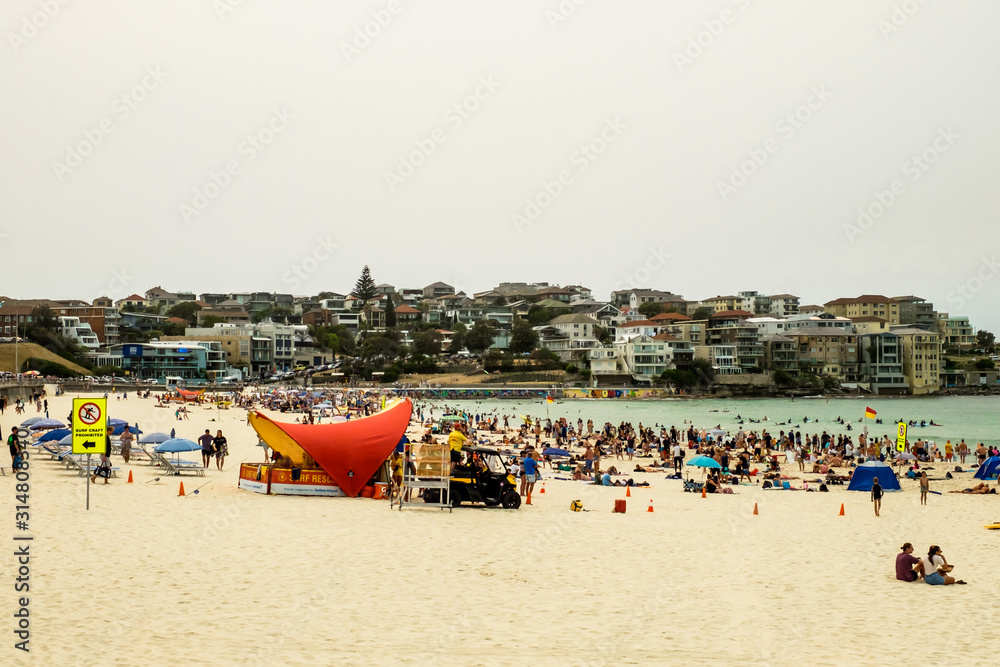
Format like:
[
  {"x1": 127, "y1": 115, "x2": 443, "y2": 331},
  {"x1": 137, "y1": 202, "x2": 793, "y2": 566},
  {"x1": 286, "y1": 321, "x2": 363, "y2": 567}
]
[{"x1": 423, "y1": 445, "x2": 521, "y2": 509}]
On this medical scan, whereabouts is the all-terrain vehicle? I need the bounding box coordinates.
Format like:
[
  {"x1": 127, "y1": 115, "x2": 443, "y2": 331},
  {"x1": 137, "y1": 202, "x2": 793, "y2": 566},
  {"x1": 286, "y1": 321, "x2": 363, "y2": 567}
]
[{"x1": 424, "y1": 445, "x2": 521, "y2": 509}]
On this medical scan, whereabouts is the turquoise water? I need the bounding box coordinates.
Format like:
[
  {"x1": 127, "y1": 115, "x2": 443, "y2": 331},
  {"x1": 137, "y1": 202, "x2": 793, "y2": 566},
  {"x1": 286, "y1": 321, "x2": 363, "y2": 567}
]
[{"x1": 416, "y1": 396, "x2": 1000, "y2": 448}]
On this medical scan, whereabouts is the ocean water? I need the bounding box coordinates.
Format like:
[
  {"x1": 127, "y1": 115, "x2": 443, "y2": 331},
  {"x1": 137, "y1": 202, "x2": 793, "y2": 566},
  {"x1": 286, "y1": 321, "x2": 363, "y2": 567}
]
[{"x1": 415, "y1": 395, "x2": 1000, "y2": 449}]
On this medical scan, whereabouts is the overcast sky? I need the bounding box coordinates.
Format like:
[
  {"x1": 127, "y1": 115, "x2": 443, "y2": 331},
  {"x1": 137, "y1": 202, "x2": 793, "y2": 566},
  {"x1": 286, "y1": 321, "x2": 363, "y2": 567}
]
[{"x1": 2, "y1": 1, "x2": 998, "y2": 331}]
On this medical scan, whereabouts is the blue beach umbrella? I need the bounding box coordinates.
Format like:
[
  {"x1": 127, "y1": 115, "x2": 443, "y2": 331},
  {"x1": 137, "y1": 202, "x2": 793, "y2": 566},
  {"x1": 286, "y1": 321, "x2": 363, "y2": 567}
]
[
  {"x1": 20, "y1": 416, "x2": 44, "y2": 427},
  {"x1": 38, "y1": 428, "x2": 71, "y2": 442},
  {"x1": 139, "y1": 432, "x2": 172, "y2": 444},
  {"x1": 28, "y1": 418, "x2": 65, "y2": 431},
  {"x1": 154, "y1": 438, "x2": 201, "y2": 453},
  {"x1": 110, "y1": 423, "x2": 142, "y2": 436},
  {"x1": 686, "y1": 456, "x2": 722, "y2": 469}
]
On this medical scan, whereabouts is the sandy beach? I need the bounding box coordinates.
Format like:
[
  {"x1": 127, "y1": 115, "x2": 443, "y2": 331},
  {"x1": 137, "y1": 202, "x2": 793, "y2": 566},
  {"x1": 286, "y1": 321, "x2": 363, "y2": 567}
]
[{"x1": 5, "y1": 387, "x2": 999, "y2": 667}]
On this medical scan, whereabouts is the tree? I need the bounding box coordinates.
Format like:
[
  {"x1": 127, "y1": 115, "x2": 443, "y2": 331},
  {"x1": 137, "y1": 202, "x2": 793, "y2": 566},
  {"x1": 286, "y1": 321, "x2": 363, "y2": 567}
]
[
  {"x1": 201, "y1": 315, "x2": 227, "y2": 327},
  {"x1": 492, "y1": 295, "x2": 507, "y2": 306},
  {"x1": 594, "y1": 324, "x2": 613, "y2": 346},
  {"x1": 351, "y1": 266, "x2": 379, "y2": 303},
  {"x1": 385, "y1": 294, "x2": 397, "y2": 328},
  {"x1": 691, "y1": 307, "x2": 713, "y2": 321},
  {"x1": 270, "y1": 306, "x2": 293, "y2": 323},
  {"x1": 977, "y1": 330, "x2": 996, "y2": 352},
  {"x1": 526, "y1": 305, "x2": 554, "y2": 327},
  {"x1": 637, "y1": 301, "x2": 664, "y2": 318},
  {"x1": 975, "y1": 358, "x2": 995, "y2": 370},
  {"x1": 689, "y1": 358, "x2": 715, "y2": 386},
  {"x1": 464, "y1": 320, "x2": 500, "y2": 356},
  {"x1": 359, "y1": 333, "x2": 399, "y2": 365},
  {"x1": 661, "y1": 368, "x2": 697, "y2": 389},
  {"x1": 166, "y1": 302, "x2": 202, "y2": 324},
  {"x1": 251, "y1": 308, "x2": 271, "y2": 324},
  {"x1": 509, "y1": 319, "x2": 538, "y2": 354},
  {"x1": 449, "y1": 322, "x2": 467, "y2": 353},
  {"x1": 412, "y1": 330, "x2": 443, "y2": 357}
]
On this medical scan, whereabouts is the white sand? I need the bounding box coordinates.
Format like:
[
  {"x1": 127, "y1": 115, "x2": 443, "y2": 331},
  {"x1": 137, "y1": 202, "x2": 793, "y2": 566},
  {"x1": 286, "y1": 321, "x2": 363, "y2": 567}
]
[{"x1": 5, "y1": 387, "x2": 999, "y2": 666}]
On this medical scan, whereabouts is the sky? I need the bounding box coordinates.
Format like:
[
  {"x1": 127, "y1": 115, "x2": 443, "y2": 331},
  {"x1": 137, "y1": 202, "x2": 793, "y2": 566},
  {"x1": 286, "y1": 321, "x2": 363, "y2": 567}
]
[{"x1": 2, "y1": 1, "x2": 999, "y2": 331}]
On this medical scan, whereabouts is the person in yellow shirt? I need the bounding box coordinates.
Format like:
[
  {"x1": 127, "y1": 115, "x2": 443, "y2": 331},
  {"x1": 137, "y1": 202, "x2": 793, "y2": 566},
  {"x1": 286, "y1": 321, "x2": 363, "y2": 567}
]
[{"x1": 448, "y1": 423, "x2": 468, "y2": 474}]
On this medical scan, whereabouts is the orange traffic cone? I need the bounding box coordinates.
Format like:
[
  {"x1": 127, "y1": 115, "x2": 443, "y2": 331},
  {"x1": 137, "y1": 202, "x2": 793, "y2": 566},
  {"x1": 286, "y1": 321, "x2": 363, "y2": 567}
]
[
  {"x1": 178, "y1": 482, "x2": 186, "y2": 497},
  {"x1": 838, "y1": 503, "x2": 845, "y2": 516},
  {"x1": 701, "y1": 485, "x2": 707, "y2": 498},
  {"x1": 127, "y1": 470, "x2": 133, "y2": 484},
  {"x1": 540, "y1": 482, "x2": 546, "y2": 494},
  {"x1": 525, "y1": 491, "x2": 532, "y2": 505},
  {"x1": 625, "y1": 486, "x2": 631, "y2": 497},
  {"x1": 752, "y1": 502, "x2": 758, "y2": 515},
  {"x1": 647, "y1": 498, "x2": 654, "y2": 513}
]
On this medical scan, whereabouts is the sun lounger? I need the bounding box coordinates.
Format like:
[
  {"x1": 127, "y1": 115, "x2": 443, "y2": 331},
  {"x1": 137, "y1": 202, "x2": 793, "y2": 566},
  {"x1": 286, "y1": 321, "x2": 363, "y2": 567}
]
[{"x1": 150, "y1": 451, "x2": 205, "y2": 476}]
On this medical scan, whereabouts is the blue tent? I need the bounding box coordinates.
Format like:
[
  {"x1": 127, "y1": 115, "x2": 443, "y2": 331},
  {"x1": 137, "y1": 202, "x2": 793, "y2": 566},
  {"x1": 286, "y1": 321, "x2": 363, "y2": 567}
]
[
  {"x1": 847, "y1": 461, "x2": 901, "y2": 492},
  {"x1": 974, "y1": 456, "x2": 1000, "y2": 480}
]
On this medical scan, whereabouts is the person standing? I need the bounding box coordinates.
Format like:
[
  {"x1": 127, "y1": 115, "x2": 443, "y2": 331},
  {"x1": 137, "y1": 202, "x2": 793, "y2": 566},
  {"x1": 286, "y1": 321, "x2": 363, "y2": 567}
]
[
  {"x1": 447, "y1": 422, "x2": 467, "y2": 474},
  {"x1": 522, "y1": 450, "x2": 539, "y2": 502},
  {"x1": 919, "y1": 471, "x2": 929, "y2": 505},
  {"x1": 672, "y1": 441, "x2": 683, "y2": 473},
  {"x1": 198, "y1": 429, "x2": 214, "y2": 469},
  {"x1": 871, "y1": 476, "x2": 883, "y2": 516},
  {"x1": 213, "y1": 430, "x2": 228, "y2": 471},
  {"x1": 119, "y1": 426, "x2": 134, "y2": 464},
  {"x1": 8, "y1": 426, "x2": 22, "y2": 468},
  {"x1": 90, "y1": 434, "x2": 112, "y2": 485}
]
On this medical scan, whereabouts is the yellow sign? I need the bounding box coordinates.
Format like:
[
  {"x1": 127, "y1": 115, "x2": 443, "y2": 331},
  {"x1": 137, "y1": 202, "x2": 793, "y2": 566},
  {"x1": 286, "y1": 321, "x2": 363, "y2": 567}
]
[
  {"x1": 72, "y1": 397, "x2": 108, "y2": 455},
  {"x1": 896, "y1": 422, "x2": 908, "y2": 452}
]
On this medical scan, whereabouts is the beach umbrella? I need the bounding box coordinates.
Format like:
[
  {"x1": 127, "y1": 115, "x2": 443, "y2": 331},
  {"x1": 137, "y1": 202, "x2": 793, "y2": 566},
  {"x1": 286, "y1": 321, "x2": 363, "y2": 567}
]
[
  {"x1": 108, "y1": 418, "x2": 129, "y2": 426},
  {"x1": 894, "y1": 452, "x2": 917, "y2": 461},
  {"x1": 154, "y1": 439, "x2": 200, "y2": 453},
  {"x1": 58, "y1": 434, "x2": 73, "y2": 446},
  {"x1": 20, "y1": 416, "x2": 44, "y2": 427},
  {"x1": 710, "y1": 428, "x2": 727, "y2": 438},
  {"x1": 110, "y1": 424, "x2": 142, "y2": 436},
  {"x1": 542, "y1": 447, "x2": 570, "y2": 457},
  {"x1": 28, "y1": 418, "x2": 66, "y2": 431},
  {"x1": 139, "y1": 432, "x2": 172, "y2": 444},
  {"x1": 38, "y1": 428, "x2": 71, "y2": 442},
  {"x1": 686, "y1": 456, "x2": 722, "y2": 469}
]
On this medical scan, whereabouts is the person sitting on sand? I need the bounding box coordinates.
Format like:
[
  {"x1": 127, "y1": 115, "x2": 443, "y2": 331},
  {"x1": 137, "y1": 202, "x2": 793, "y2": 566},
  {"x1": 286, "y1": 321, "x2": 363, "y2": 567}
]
[
  {"x1": 895, "y1": 543, "x2": 923, "y2": 581},
  {"x1": 921, "y1": 545, "x2": 966, "y2": 585}
]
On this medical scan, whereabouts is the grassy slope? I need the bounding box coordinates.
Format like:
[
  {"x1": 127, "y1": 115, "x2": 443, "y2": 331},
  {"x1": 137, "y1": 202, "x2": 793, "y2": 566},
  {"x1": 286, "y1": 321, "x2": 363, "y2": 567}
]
[{"x1": 0, "y1": 343, "x2": 91, "y2": 375}]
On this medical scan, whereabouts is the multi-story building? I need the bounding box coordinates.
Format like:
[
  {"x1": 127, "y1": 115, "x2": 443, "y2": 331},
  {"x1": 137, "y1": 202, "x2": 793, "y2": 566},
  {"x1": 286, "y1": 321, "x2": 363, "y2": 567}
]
[
  {"x1": 746, "y1": 316, "x2": 789, "y2": 336},
  {"x1": 422, "y1": 282, "x2": 454, "y2": 300},
  {"x1": 823, "y1": 295, "x2": 900, "y2": 325},
  {"x1": 57, "y1": 316, "x2": 100, "y2": 351},
  {"x1": 893, "y1": 327, "x2": 941, "y2": 395},
  {"x1": 858, "y1": 332, "x2": 907, "y2": 395},
  {"x1": 785, "y1": 327, "x2": 861, "y2": 382},
  {"x1": 610, "y1": 289, "x2": 686, "y2": 312},
  {"x1": 664, "y1": 319, "x2": 707, "y2": 346},
  {"x1": 760, "y1": 333, "x2": 799, "y2": 374},
  {"x1": 699, "y1": 295, "x2": 742, "y2": 313},
  {"x1": 850, "y1": 316, "x2": 891, "y2": 336},
  {"x1": 534, "y1": 314, "x2": 601, "y2": 362},
  {"x1": 706, "y1": 311, "x2": 762, "y2": 371},
  {"x1": 114, "y1": 294, "x2": 148, "y2": 311},
  {"x1": 694, "y1": 344, "x2": 739, "y2": 375},
  {"x1": 103, "y1": 340, "x2": 225, "y2": 380},
  {"x1": 893, "y1": 296, "x2": 937, "y2": 330},
  {"x1": 785, "y1": 312, "x2": 853, "y2": 331},
  {"x1": 737, "y1": 291, "x2": 771, "y2": 315},
  {"x1": 768, "y1": 294, "x2": 800, "y2": 318},
  {"x1": 616, "y1": 334, "x2": 672, "y2": 380},
  {"x1": 935, "y1": 314, "x2": 975, "y2": 349}
]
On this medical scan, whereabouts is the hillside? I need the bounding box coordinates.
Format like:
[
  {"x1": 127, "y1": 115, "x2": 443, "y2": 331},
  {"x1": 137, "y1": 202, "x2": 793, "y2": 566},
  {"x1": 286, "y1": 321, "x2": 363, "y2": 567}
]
[{"x1": 0, "y1": 343, "x2": 91, "y2": 375}]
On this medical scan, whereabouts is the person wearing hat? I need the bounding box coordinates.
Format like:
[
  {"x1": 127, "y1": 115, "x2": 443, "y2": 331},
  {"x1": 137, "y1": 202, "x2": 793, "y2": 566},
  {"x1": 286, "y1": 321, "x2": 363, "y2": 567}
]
[{"x1": 895, "y1": 543, "x2": 922, "y2": 582}]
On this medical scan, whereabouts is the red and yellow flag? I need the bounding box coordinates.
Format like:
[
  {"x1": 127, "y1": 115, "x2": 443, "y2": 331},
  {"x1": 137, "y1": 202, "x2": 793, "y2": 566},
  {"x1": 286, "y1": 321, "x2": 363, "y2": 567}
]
[
  {"x1": 864, "y1": 406, "x2": 877, "y2": 419},
  {"x1": 546, "y1": 396, "x2": 554, "y2": 404}
]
